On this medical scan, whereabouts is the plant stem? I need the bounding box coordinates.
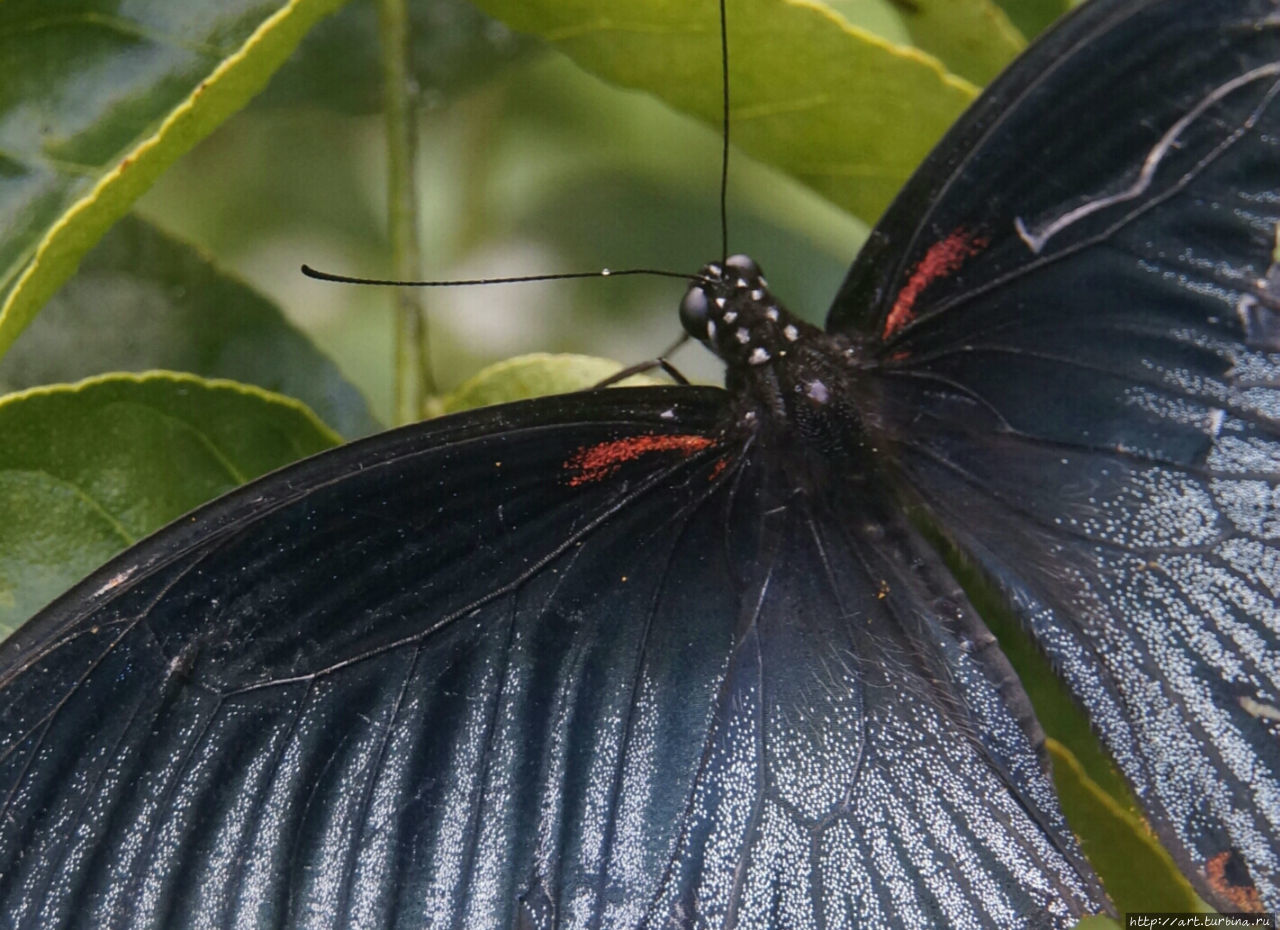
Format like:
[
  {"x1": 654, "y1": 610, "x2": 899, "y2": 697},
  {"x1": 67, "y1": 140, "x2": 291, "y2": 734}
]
[{"x1": 377, "y1": 0, "x2": 433, "y2": 424}]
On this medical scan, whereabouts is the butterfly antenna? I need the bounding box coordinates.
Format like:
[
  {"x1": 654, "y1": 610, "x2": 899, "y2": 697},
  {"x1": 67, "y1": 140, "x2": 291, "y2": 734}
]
[
  {"x1": 718, "y1": 0, "x2": 731, "y2": 265},
  {"x1": 306, "y1": 12, "x2": 732, "y2": 316},
  {"x1": 301, "y1": 266, "x2": 706, "y2": 287}
]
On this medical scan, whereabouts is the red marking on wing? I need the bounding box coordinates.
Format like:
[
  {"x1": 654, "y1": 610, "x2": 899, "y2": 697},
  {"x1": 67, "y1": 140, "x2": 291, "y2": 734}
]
[
  {"x1": 883, "y1": 228, "x2": 989, "y2": 341},
  {"x1": 564, "y1": 433, "x2": 716, "y2": 487},
  {"x1": 1205, "y1": 851, "x2": 1263, "y2": 912}
]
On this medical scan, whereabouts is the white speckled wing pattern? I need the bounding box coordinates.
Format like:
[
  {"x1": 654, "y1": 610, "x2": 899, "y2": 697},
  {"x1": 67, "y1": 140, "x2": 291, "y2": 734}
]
[
  {"x1": 828, "y1": 0, "x2": 1280, "y2": 910},
  {"x1": 640, "y1": 460, "x2": 1105, "y2": 928},
  {"x1": 0, "y1": 389, "x2": 1104, "y2": 928},
  {"x1": 881, "y1": 337, "x2": 1280, "y2": 911}
]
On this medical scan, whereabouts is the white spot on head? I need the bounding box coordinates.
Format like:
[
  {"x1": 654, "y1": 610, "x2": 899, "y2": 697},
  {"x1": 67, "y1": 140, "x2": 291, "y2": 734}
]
[
  {"x1": 807, "y1": 380, "x2": 830, "y2": 403},
  {"x1": 736, "y1": 327, "x2": 750, "y2": 344},
  {"x1": 749, "y1": 347, "x2": 771, "y2": 365},
  {"x1": 783, "y1": 324, "x2": 799, "y2": 342}
]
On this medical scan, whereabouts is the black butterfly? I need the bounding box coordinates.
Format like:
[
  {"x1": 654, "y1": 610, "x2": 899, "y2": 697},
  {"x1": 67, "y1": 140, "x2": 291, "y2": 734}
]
[{"x1": 3, "y1": 0, "x2": 1279, "y2": 925}]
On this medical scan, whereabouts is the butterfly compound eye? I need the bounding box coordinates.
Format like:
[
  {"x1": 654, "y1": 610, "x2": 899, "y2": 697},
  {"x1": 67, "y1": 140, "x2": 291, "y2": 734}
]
[{"x1": 680, "y1": 285, "x2": 713, "y2": 340}]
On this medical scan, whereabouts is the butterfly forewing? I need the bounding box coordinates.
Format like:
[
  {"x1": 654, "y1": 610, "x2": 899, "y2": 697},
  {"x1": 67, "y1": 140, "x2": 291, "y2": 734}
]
[
  {"x1": 0, "y1": 383, "x2": 1105, "y2": 927},
  {"x1": 0, "y1": 390, "x2": 726, "y2": 927},
  {"x1": 830, "y1": 0, "x2": 1280, "y2": 910}
]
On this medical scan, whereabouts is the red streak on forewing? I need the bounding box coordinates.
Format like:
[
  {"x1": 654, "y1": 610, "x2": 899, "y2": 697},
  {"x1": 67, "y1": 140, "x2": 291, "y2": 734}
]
[
  {"x1": 883, "y1": 229, "x2": 989, "y2": 341},
  {"x1": 564, "y1": 433, "x2": 716, "y2": 487}
]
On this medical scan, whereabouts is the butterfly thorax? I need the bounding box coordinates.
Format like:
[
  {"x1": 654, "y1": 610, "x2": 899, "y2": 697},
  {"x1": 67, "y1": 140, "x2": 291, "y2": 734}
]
[{"x1": 680, "y1": 254, "x2": 874, "y2": 460}]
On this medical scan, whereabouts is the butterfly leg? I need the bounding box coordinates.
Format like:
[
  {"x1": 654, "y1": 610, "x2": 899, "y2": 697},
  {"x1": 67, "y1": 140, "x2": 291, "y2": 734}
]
[{"x1": 593, "y1": 335, "x2": 693, "y2": 388}]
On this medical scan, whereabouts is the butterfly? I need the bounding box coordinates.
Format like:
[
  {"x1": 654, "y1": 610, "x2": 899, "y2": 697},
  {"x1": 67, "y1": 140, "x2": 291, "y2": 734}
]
[{"x1": 3, "y1": 0, "x2": 1279, "y2": 926}]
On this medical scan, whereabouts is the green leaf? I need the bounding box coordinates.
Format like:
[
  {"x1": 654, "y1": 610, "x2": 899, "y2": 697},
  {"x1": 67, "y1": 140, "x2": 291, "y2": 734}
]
[
  {"x1": 469, "y1": 0, "x2": 979, "y2": 224},
  {"x1": 0, "y1": 0, "x2": 350, "y2": 363},
  {"x1": 826, "y1": 0, "x2": 1025, "y2": 85},
  {"x1": 0, "y1": 372, "x2": 340, "y2": 638},
  {"x1": 1048, "y1": 739, "x2": 1204, "y2": 913},
  {"x1": 816, "y1": 0, "x2": 912, "y2": 45},
  {"x1": 255, "y1": 0, "x2": 535, "y2": 114},
  {"x1": 438, "y1": 352, "x2": 660, "y2": 414},
  {"x1": 994, "y1": 0, "x2": 1072, "y2": 39},
  {"x1": 0, "y1": 214, "x2": 379, "y2": 439},
  {"x1": 1072, "y1": 917, "x2": 1122, "y2": 930}
]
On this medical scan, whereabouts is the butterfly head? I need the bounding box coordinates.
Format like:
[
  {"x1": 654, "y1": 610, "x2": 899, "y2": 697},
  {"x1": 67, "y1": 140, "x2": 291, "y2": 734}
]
[
  {"x1": 680, "y1": 254, "x2": 875, "y2": 458},
  {"x1": 680, "y1": 254, "x2": 812, "y2": 371}
]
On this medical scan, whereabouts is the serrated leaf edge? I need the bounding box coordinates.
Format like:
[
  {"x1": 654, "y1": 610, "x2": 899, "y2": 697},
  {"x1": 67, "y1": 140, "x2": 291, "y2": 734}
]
[{"x1": 0, "y1": 0, "x2": 352, "y2": 362}]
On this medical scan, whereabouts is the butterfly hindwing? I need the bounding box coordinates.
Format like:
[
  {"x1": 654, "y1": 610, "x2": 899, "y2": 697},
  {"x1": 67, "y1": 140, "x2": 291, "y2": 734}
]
[
  {"x1": 649, "y1": 454, "x2": 1102, "y2": 926},
  {"x1": 830, "y1": 0, "x2": 1280, "y2": 910}
]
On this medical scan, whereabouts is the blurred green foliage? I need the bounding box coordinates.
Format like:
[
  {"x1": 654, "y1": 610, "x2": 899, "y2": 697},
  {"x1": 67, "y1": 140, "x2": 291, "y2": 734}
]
[{"x1": 138, "y1": 9, "x2": 876, "y2": 422}]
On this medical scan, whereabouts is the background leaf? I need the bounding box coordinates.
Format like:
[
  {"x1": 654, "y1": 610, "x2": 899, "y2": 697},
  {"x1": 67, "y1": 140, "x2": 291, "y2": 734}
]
[
  {"x1": 467, "y1": 0, "x2": 979, "y2": 224},
  {"x1": 0, "y1": 0, "x2": 350, "y2": 361},
  {"x1": 0, "y1": 214, "x2": 378, "y2": 438},
  {"x1": 138, "y1": 0, "x2": 994, "y2": 422},
  {"x1": 1072, "y1": 917, "x2": 1122, "y2": 930},
  {"x1": 140, "y1": 53, "x2": 867, "y2": 420},
  {"x1": 255, "y1": 0, "x2": 534, "y2": 114},
  {"x1": 0, "y1": 373, "x2": 339, "y2": 637},
  {"x1": 437, "y1": 352, "x2": 659, "y2": 413},
  {"x1": 1048, "y1": 739, "x2": 1204, "y2": 913},
  {"x1": 994, "y1": 0, "x2": 1073, "y2": 38},
  {"x1": 825, "y1": 0, "x2": 1025, "y2": 85}
]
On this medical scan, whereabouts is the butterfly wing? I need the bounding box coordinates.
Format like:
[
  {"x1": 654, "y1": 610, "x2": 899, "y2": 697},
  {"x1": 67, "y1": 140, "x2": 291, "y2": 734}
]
[
  {"x1": 0, "y1": 385, "x2": 1105, "y2": 927},
  {"x1": 0, "y1": 388, "x2": 725, "y2": 929},
  {"x1": 650, "y1": 448, "x2": 1106, "y2": 927},
  {"x1": 829, "y1": 0, "x2": 1280, "y2": 910}
]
